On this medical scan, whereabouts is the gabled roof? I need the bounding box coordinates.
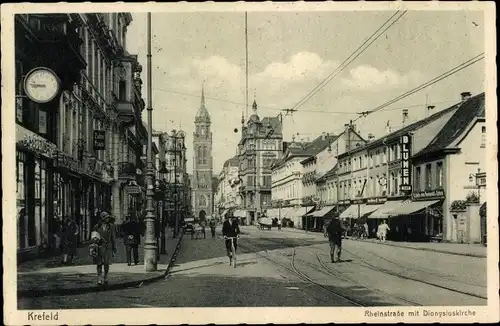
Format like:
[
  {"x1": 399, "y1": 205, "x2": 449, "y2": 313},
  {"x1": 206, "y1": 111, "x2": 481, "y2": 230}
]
[
  {"x1": 271, "y1": 142, "x2": 310, "y2": 170},
  {"x1": 299, "y1": 134, "x2": 339, "y2": 164},
  {"x1": 338, "y1": 99, "x2": 462, "y2": 158},
  {"x1": 316, "y1": 163, "x2": 338, "y2": 183},
  {"x1": 414, "y1": 92, "x2": 485, "y2": 158}
]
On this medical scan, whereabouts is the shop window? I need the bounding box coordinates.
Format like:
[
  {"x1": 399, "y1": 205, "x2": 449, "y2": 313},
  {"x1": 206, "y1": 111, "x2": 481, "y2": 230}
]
[
  {"x1": 481, "y1": 126, "x2": 486, "y2": 148},
  {"x1": 17, "y1": 151, "x2": 28, "y2": 249}
]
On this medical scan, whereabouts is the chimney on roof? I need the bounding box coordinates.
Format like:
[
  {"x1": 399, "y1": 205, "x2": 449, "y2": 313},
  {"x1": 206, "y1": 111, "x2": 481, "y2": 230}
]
[
  {"x1": 427, "y1": 105, "x2": 435, "y2": 117},
  {"x1": 321, "y1": 132, "x2": 327, "y2": 140},
  {"x1": 368, "y1": 133, "x2": 375, "y2": 141},
  {"x1": 385, "y1": 120, "x2": 392, "y2": 134},
  {"x1": 402, "y1": 109, "x2": 409, "y2": 127},
  {"x1": 461, "y1": 92, "x2": 472, "y2": 102}
]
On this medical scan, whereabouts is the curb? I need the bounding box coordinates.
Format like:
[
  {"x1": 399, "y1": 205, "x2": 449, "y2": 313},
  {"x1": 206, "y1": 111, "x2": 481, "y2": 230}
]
[
  {"x1": 18, "y1": 233, "x2": 184, "y2": 298},
  {"x1": 368, "y1": 240, "x2": 487, "y2": 258},
  {"x1": 279, "y1": 227, "x2": 486, "y2": 258}
]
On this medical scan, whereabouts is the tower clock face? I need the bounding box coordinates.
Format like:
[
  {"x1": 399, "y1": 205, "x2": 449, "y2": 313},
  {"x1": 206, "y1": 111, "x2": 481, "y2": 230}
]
[{"x1": 24, "y1": 67, "x2": 60, "y2": 103}]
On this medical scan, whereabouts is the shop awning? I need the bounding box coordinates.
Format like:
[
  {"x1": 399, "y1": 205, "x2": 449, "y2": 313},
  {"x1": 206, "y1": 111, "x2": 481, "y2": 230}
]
[
  {"x1": 308, "y1": 205, "x2": 336, "y2": 217},
  {"x1": 368, "y1": 200, "x2": 405, "y2": 219},
  {"x1": 339, "y1": 204, "x2": 380, "y2": 219},
  {"x1": 266, "y1": 208, "x2": 280, "y2": 218},
  {"x1": 233, "y1": 210, "x2": 247, "y2": 218},
  {"x1": 339, "y1": 205, "x2": 359, "y2": 219},
  {"x1": 281, "y1": 207, "x2": 296, "y2": 218},
  {"x1": 290, "y1": 206, "x2": 314, "y2": 218},
  {"x1": 361, "y1": 204, "x2": 384, "y2": 217},
  {"x1": 389, "y1": 200, "x2": 440, "y2": 216}
]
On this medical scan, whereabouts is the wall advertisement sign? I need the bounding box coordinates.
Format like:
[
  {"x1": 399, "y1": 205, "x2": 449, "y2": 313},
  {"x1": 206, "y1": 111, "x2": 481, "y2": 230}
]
[
  {"x1": 93, "y1": 130, "x2": 106, "y2": 151},
  {"x1": 400, "y1": 134, "x2": 412, "y2": 192}
]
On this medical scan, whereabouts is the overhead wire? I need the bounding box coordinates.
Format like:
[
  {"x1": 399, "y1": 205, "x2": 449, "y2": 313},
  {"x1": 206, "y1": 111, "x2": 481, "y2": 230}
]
[
  {"x1": 152, "y1": 86, "x2": 453, "y2": 116},
  {"x1": 289, "y1": 10, "x2": 408, "y2": 112},
  {"x1": 352, "y1": 52, "x2": 485, "y2": 123}
]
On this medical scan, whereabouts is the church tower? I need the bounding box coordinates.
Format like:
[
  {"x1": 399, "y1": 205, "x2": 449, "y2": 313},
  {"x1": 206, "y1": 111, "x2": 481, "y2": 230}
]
[{"x1": 192, "y1": 85, "x2": 213, "y2": 221}]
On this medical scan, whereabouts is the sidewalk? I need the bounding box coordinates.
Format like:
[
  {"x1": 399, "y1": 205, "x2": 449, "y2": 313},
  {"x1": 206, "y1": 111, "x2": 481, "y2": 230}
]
[
  {"x1": 17, "y1": 228, "x2": 183, "y2": 298},
  {"x1": 277, "y1": 226, "x2": 487, "y2": 258}
]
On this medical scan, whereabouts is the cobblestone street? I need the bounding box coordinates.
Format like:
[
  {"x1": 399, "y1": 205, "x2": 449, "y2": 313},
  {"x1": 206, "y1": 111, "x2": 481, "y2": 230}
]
[{"x1": 18, "y1": 226, "x2": 487, "y2": 309}]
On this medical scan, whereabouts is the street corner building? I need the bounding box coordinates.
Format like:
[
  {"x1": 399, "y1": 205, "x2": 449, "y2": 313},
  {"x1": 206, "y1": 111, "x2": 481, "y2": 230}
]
[
  {"x1": 14, "y1": 13, "x2": 152, "y2": 261},
  {"x1": 192, "y1": 87, "x2": 214, "y2": 222}
]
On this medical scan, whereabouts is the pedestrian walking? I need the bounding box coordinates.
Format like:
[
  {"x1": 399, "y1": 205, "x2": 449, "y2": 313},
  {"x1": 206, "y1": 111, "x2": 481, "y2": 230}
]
[
  {"x1": 60, "y1": 217, "x2": 79, "y2": 265},
  {"x1": 209, "y1": 218, "x2": 216, "y2": 238},
  {"x1": 90, "y1": 211, "x2": 117, "y2": 285},
  {"x1": 277, "y1": 218, "x2": 282, "y2": 231},
  {"x1": 326, "y1": 218, "x2": 344, "y2": 263},
  {"x1": 377, "y1": 220, "x2": 390, "y2": 242},
  {"x1": 200, "y1": 220, "x2": 206, "y2": 239},
  {"x1": 122, "y1": 215, "x2": 141, "y2": 266},
  {"x1": 363, "y1": 222, "x2": 369, "y2": 239}
]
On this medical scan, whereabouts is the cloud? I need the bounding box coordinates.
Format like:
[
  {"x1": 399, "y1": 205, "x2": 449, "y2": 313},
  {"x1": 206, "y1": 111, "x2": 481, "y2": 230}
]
[{"x1": 341, "y1": 65, "x2": 424, "y2": 90}]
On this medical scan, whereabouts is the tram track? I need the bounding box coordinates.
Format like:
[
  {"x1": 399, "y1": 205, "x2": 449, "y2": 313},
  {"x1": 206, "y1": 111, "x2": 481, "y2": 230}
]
[
  {"x1": 342, "y1": 248, "x2": 487, "y2": 301},
  {"x1": 238, "y1": 240, "x2": 365, "y2": 307},
  {"x1": 346, "y1": 240, "x2": 485, "y2": 287},
  {"x1": 244, "y1": 235, "x2": 421, "y2": 306},
  {"x1": 311, "y1": 252, "x2": 422, "y2": 306}
]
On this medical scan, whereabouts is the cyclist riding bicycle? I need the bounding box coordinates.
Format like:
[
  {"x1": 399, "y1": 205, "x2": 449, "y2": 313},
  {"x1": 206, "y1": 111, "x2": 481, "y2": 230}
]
[{"x1": 222, "y1": 214, "x2": 241, "y2": 265}]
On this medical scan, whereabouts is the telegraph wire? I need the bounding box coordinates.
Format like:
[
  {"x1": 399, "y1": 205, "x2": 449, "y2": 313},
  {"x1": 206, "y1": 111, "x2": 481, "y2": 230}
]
[
  {"x1": 152, "y1": 86, "x2": 452, "y2": 116},
  {"x1": 289, "y1": 10, "x2": 408, "y2": 112},
  {"x1": 353, "y1": 52, "x2": 485, "y2": 122}
]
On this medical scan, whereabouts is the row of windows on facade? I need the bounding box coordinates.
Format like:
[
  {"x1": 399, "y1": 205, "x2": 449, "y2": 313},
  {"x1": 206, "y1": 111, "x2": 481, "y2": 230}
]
[
  {"x1": 245, "y1": 175, "x2": 272, "y2": 187},
  {"x1": 242, "y1": 193, "x2": 272, "y2": 208},
  {"x1": 339, "y1": 128, "x2": 486, "y2": 174},
  {"x1": 240, "y1": 157, "x2": 276, "y2": 170}
]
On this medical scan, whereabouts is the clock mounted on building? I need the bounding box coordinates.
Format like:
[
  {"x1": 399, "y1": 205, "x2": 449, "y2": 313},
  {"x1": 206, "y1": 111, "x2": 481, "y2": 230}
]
[{"x1": 24, "y1": 67, "x2": 61, "y2": 104}]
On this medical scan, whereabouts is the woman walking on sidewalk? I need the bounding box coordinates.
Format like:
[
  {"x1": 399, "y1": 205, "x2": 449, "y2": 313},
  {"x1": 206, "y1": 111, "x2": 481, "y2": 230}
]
[
  {"x1": 60, "y1": 217, "x2": 79, "y2": 265},
  {"x1": 91, "y1": 211, "x2": 117, "y2": 285}
]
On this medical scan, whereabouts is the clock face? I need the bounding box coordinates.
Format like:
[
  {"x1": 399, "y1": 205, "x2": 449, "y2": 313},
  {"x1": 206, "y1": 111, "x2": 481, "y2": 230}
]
[{"x1": 24, "y1": 68, "x2": 60, "y2": 103}]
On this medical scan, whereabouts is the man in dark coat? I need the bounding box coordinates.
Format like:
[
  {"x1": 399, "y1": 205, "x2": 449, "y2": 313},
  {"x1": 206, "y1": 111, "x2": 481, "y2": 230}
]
[
  {"x1": 122, "y1": 215, "x2": 141, "y2": 266},
  {"x1": 326, "y1": 218, "x2": 344, "y2": 263},
  {"x1": 222, "y1": 214, "x2": 240, "y2": 265}
]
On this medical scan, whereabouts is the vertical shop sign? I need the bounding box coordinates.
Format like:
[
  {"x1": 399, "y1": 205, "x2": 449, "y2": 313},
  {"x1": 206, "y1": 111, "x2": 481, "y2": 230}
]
[{"x1": 400, "y1": 134, "x2": 412, "y2": 192}]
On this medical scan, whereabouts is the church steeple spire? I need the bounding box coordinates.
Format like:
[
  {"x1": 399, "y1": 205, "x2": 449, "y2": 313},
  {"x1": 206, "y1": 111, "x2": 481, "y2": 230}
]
[
  {"x1": 201, "y1": 82, "x2": 205, "y2": 108},
  {"x1": 195, "y1": 83, "x2": 211, "y2": 123}
]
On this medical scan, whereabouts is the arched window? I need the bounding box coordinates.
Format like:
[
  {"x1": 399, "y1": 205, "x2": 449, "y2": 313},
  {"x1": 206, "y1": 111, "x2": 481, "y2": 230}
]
[
  {"x1": 198, "y1": 194, "x2": 207, "y2": 207},
  {"x1": 202, "y1": 146, "x2": 207, "y2": 164},
  {"x1": 197, "y1": 146, "x2": 203, "y2": 164}
]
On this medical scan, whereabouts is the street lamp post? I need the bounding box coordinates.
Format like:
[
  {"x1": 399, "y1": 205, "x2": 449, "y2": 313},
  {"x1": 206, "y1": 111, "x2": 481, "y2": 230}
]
[
  {"x1": 144, "y1": 12, "x2": 157, "y2": 271},
  {"x1": 159, "y1": 163, "x2": 169, "y2": 255},
  {"x1": 469, "y1": 168, "x2": 486, "y2": 203}
]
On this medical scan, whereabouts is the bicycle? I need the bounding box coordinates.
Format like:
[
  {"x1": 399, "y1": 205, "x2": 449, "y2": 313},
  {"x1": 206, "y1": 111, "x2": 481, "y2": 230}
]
[{"x1": 224, "y1": 236, "x2": 238, "y2": 268}]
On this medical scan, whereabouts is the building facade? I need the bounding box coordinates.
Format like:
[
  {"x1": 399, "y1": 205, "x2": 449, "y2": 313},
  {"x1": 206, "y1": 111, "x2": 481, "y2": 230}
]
[
  {"x1": 192, "y1": 88, "x2": 213, "y2": 221},
  {"x1": 215, "y1": 155, "x2": 242, "y2": 217},
  {"x1": 163, "y1": 129, "x2": 189, "y2": 233},
  {"x1": 410, "y1": 92, "x2": 486, "y2": 243},
  {"x1": 333, "y1": 93, "x2": 484, "y2": 242},
  {"x1": 237, "y1": 100, "x2": 284, "y2": 225},
  {"x1": 15, "y1": 13, "x2": 145, "y2": 259}
]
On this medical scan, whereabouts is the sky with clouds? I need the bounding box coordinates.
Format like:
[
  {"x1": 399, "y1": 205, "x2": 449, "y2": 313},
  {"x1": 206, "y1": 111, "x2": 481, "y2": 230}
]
[{"x1": 126, "y1": 10, "x2": 485, "y2": 175}]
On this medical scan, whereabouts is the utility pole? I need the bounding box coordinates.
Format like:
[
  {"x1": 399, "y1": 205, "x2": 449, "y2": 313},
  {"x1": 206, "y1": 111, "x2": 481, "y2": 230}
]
[{"x1": 144, "y1": 12, "x2": 157, "y2": 272}]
